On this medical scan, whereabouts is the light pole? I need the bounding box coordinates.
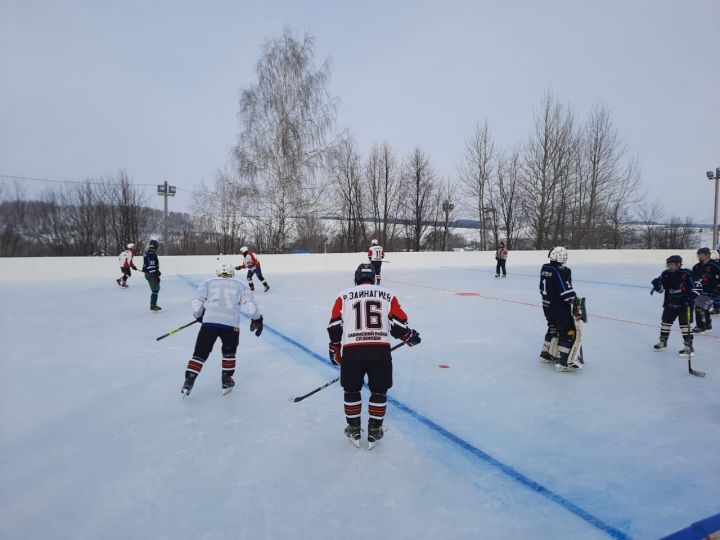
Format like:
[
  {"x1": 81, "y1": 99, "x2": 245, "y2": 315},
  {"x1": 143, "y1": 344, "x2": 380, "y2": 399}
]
[
  {"x1": 707, "y1": 168, "x2": 719, "y2": 248},
  {"x1": 483, "y1": 206, "x2": 498, "y2": 248},
  {"x1": 442, "y1": 200, "x2": 454, "y2": 251},
  {"x1": 157, "y1": 180, "x2": 176, "y2": 245}
]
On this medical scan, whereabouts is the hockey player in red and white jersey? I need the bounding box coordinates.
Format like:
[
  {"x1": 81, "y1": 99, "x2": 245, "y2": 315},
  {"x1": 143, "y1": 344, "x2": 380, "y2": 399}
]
[
  {"x1": 235, "y1": 246, "x2": 270, "y2": 292},
  {"x1": 116, "y1": 243, "x2": 138, "y2": 288},
  {"x1": 327, "y1": 263, "x2": 421, "y2": 448},
  {"x1": 367, "y1": 239, "x2": 384, "y2": 285},
  {"x1": 181, "y1": 263, "x2": 264, "y2": 397}
]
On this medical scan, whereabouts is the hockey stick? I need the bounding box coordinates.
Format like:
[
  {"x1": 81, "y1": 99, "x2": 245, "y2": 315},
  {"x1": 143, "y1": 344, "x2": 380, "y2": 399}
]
[
  {"x1": 156, "y1": 319, "x2": 200, "y2": 341},
  {"x1": 685, "y1": 307, "x2": 705, "y2": 378},
  {"x1": 290, "y1": 342, "x2": 407, "y2": 403}
]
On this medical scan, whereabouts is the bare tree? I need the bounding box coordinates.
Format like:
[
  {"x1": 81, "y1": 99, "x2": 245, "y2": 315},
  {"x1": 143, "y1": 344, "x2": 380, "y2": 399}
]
[
  {"x1": 402, "y1": 147, "x2": 436, "y2": 251},
  {"x1": 459, "y1": 120, "x2": 495, "y2": 250},
  {"x1": 494, "y1": 148, "x2": 524, "y2": 249},
  {"x1": 365, "y1": 142, "x2": 403, "y2": 250},
  {"x1": 234, "y1": 27, "x2": 337, "y2": 253},
  {"x1": 637, "y1": 199, "x2": 665, "y2": 249},
  {"x1": 329, "y1": 137, "x2": 366, "y2": 251}
]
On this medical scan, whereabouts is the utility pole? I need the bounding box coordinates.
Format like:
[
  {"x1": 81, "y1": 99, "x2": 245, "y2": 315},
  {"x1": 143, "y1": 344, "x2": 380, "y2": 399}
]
[
  {"x1": 157, "y1": 180, "x2": 176, "y2": 245},
  {"x1": 707, "y1": 168, "x2": 719, "y2": 248}
]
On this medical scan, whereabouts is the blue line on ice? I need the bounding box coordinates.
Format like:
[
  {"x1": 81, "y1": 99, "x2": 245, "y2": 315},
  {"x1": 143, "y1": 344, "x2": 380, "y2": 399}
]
[{"x1": 177, "y1": 274, "x2": 631, "y2": 540}]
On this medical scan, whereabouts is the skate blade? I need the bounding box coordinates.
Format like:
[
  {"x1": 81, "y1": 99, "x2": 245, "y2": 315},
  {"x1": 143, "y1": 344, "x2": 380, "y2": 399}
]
[
  {"x1": 349, "y1": 437, "x2": 361, "y2": 449},
  {"x1": 181, "y1": 389, "x2": 190, "y2": 399},
  {"x1": 368, "y1": 440, "x2": 377, "y2": 451},
  {"x1": 222, "y1": 387, "x2": 234, "y2": 396}
]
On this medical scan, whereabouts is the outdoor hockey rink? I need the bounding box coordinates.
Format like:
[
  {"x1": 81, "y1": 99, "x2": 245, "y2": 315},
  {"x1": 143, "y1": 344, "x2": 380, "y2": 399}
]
[{"x1": 1, "y1": 263, "x2": 718, "y2": 540}]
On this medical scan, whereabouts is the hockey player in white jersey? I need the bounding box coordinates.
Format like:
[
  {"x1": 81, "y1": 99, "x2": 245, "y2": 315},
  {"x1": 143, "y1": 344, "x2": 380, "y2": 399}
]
[
  {"x1": 327, "y1": 263, "x2": 421, "y2": 448},
  {"x1": 181, "y1": 263, "x2": 264, "y2": 396},
  {"x1": 367, "y1": 239, "x2": 384, "y2": 285}
]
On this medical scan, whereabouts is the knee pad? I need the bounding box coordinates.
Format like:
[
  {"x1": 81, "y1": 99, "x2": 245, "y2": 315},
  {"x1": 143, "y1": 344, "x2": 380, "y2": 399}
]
[{"x1": 370, "y1": 392, "x2": 387, "y2": 403}]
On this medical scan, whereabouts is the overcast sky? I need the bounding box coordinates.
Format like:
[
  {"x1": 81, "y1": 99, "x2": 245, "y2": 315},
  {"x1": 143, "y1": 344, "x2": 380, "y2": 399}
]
[{"x1": 1, "y1": 0, "x2": 718, "y2": 221}]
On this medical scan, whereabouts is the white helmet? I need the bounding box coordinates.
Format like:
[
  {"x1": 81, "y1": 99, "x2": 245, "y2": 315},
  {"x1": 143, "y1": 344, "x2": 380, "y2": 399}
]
[
  {"x1": 711, "y1": 249, "x2": 719, "y2": 261},
  {"x1": 240, "y1": 246, "x2": 249, "y2": 255},
  {"x1": 371, "y1": 239, "x2": 378, "y2": 246},
  {"x1": 216, "y1": 263, "x2": 235, "y2": 277},
  {"x1": 548, "y1": 246, "x2": 568, "y2": 264},
  {"x1": 127, "y1": 243, "x2": 136, "y2": 250}
]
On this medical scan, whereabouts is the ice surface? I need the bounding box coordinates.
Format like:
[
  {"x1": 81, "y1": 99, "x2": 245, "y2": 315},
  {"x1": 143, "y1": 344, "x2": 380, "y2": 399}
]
[{"x1": 1, "y1": 263, "x2": 718, "y2": 540}]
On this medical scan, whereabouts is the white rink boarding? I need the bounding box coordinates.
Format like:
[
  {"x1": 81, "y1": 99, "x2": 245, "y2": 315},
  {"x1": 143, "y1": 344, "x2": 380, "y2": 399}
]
[{"x1": 0, "y1": 248, "x2": 705, "y2": 280}]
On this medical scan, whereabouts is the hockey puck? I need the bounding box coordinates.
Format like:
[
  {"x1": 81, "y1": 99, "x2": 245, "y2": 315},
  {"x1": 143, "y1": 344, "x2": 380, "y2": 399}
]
[{"x1": 438, "y1": 364, "x2": 450, "y2": 368}]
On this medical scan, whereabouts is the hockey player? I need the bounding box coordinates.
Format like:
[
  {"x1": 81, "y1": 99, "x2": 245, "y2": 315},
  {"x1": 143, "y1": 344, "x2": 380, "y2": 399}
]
[
  {"x1": 367, "y1": 239, "x2": 384, "y2": 285},
  {"x1": 235, "y1": 246, "x2": 270, "y2": 292},
  {"x1": 691, "y1": 248, "x2": 720, "y2": 333},
  {"x1": 650, "y1": 255, "x2": 698, "y2": 356},
  {"x1": 181, "y1": 263, "x2": 264, "y2": 396},
  {"x1": 538, "y1": 247, "x2": 583, "y2": 372},
  {"x1": 711, "y1": 250, "x2": 720, "y2": 316},
  {"x1": 116, "y1": 243, "x2": 138, "y2": 288},
  {"x1": 495, "y1": 242, "x2": 508, "y2": 278},
  {"x1": 142, "y1": 239, "x2": 162, "y2": 312},
  {"x1": 327, "y1": 263, "x2": 420, "y2": 449}
]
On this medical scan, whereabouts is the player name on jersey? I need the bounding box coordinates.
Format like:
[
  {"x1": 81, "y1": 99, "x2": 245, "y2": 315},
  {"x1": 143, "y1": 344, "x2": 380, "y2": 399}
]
[{"x1": 343, "y1": 289, "x2": 392, "y2": 301}]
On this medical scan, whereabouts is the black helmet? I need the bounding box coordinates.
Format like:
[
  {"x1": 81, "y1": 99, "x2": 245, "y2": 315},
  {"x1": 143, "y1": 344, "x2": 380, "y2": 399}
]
[
  {"x1": 354, "y1": 263, "x2": 376, "y2": 285},
  {"x1": 666, "y1": 254, "x2": 682, "y2": 265},
  {"x1": 697, "y1": 247, "x2": 711, "y2": 256},
  {"x1": 148, "y1": 239, "x2": 159, "y2": 250}
]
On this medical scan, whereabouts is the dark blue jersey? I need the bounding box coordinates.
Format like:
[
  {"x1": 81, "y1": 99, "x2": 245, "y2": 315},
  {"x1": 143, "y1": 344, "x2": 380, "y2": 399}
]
[
  {"x1": 540, "y1": 262, "x2": 576, "y2": 307},
  {"x1": 652, "y1": 268, "x2": 697, "y2": 308},
  {"x1": 697, "y1": 260, "x2": 720, "y2": 296},
  {"x1": 143, "y1": 249, "x2": 160, "y2": 276}
]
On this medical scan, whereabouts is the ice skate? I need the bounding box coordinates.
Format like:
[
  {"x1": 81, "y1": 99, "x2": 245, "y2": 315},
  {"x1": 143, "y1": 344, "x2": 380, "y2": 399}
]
[
  {"x1": 150, "y1": 304, "x2": 163, "y2": 313},
  {"x1": 539, "y1": 351, "x2": 555, "y2": 363},
  {"x1": 344, "y1": 424, "x2": 361, "y2": 448},
  {"x1": 652, "y1": 340, "x2": 667, "y2": 352},
  {"x1": 263, "y1": 284, "x2": 270, "y2": 292},
  {"x1": 678, "y1": 345, "x2": 694, "y2": 358},
  {"x1": 555, "y1": 361, "x2": 580, "y2": 372},
  {"x1": 222, "y1": 374, "x2": 235, "y2": 395},
  {"x1": 116, "y1": 278, "x2": 123, "y2": 287},
  {"x1": 367, "y1": 425, "x2": 386, "y2": 450},
  {"x1": 691, "y1": 326, "x2": 708, "y2": 335},
  {"x1": 181, "y1": 377, "x2": 195, "y2": 397}
]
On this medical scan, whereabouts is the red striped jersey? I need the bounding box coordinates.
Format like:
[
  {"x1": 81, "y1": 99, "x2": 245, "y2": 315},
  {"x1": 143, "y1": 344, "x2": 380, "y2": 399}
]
[{"x1": 328, "y1": 284, "x2": 409, "y2": 349}]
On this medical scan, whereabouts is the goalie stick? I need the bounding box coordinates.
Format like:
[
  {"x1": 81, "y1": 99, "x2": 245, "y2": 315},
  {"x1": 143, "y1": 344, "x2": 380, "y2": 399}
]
[{"x1": 290, "y1": 342, "x2": 406, "y2": 403}]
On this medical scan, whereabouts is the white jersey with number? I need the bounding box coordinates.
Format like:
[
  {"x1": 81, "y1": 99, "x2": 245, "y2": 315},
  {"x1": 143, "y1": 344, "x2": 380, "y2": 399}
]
[
  {"x1": 192, "y1": 277, "x2": 261, "y2": 330},
  {"x1": 328, "y1": 284, "x2": 408, "y2": 349},
  {"x1": 368, "y1": 245, "x2": 384, "y2": 262}
]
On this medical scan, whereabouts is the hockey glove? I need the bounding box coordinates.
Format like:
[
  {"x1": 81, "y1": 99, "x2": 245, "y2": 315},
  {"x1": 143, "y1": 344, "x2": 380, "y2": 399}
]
[
  {"x1": 250, "y1": 316, "x2": 263, "y2": 337},
  {"x1": 402, "y1": 328, "x2": 421, "y2": 347},
  {"x1": 131, "y1": 265, "x2": 138, "y2": 270},
  {"x1": 329, "y1": 342, "x2": 341, "y2": 365},
  {"x1": 194, "y1": 308, "x2": 205, "y2": 323},
  {"x1": 234, "y1": 265, "x2": 243, "y2": 271},
  {"x1": 651, "y1": 278, "x2": 662, "y2": 294}
]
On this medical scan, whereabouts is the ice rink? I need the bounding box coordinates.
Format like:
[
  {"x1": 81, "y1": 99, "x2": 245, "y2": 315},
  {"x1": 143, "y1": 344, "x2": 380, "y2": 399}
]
[{"x1": 1, "y1": 262, "x2": 718, "y2": 540}]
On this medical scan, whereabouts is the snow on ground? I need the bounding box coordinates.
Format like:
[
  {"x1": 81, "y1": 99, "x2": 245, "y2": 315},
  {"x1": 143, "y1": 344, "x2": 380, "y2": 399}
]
[{"x1": 1, "y1": 262, "x2": 718, "y2": 540}]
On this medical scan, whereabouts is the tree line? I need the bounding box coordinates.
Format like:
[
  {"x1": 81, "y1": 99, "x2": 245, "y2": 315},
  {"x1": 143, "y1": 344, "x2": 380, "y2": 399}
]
[{"x1": 0, "y1": 27, "x2": 702, "y2": 257}]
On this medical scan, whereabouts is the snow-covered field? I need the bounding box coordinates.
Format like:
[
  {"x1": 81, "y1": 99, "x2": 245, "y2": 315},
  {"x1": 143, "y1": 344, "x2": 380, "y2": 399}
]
[{"x1": 1, "y1": 262, "x2": 718, "y2": 540}]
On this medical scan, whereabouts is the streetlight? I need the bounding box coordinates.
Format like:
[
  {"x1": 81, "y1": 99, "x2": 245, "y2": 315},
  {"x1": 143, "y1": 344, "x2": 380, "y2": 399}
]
[
  {"x1": 707, "y1": 168, "x2": 719, "y2": 248},
  {"x1": 483, "y1": 206, "x2": 498, "y2": 249},
  {"x1": 442, "y1": 200, "x2": 454, "y2": 251},
  {"x1": 157, "y1": 180, "x2": 176, "y2": 245}
]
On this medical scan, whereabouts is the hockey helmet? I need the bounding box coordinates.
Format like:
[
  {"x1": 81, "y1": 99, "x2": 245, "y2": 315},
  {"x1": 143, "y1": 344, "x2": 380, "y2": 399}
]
[
  {"x1": 216, "y1": 263, "x2": 235, "y2": 278},
  {"x1": 697, "y1": 247, "x2": 711, "y2": 260},
  {"x1": 548, "y1": 246, "x2": 568, "y2": 264},
  {"x1": 666, "y1": 254, "x2": 682, "y2": 269},
  {"x1": 148, "y1": 239, "x2": 159, "y2": 250},
  {"x1": 127, "y1": 243, "x2": 136, "y2": 250},
  {"x1": 354, "y1": 263, "x2": 376, "y2": 285},
  {"x1": 371, "y1": 239, "x2": 378, "y2": 246},
  {"x1": 711, "y1": 250, "x2": 720, "y2": 261},
  {"x1": 240, "y1": 246, "x2": 249, "y2": 255}
]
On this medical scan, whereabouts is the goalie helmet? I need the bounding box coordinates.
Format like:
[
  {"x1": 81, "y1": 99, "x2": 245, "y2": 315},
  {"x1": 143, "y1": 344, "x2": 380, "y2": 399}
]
[
  {"x1": 371, "y1": 239, "x2": 378, "y2": 246},
  {"x1": 240, "y1": 246, "x2": 249, "y2": 255},
  {"x1": 548, "y1": 246, "x2": 568, "y2": 264},
  {"x1": 711, "y1": 250, "x2": 719, "y2": 261},
  {"x1": 216, "y1": 263, "x2": 234, "y2": 277},
  {"x1": 354, "y1": 263, "x2": 376, "y2": 285},
  {"x1": 127, "y1": 243, "x2": 136, "y2": 250},
  {"x1": 148, "y1": 239, "x2": 159, "y2": 250}
]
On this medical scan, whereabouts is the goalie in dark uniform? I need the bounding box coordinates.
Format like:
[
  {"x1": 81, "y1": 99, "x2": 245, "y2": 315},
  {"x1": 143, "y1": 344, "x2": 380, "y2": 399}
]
[{"x1": 538, "y1": 246, "x2": 585, "y2": 372}]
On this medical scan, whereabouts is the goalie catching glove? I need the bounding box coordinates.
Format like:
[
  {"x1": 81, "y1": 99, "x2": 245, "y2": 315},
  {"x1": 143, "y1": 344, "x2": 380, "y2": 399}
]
[
  {"x1": 329, "y1": 342, "x2": 341, "y2": 365},
  {"x1": 250, "y1": 316, "x2": 263, "y2": 337}
]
